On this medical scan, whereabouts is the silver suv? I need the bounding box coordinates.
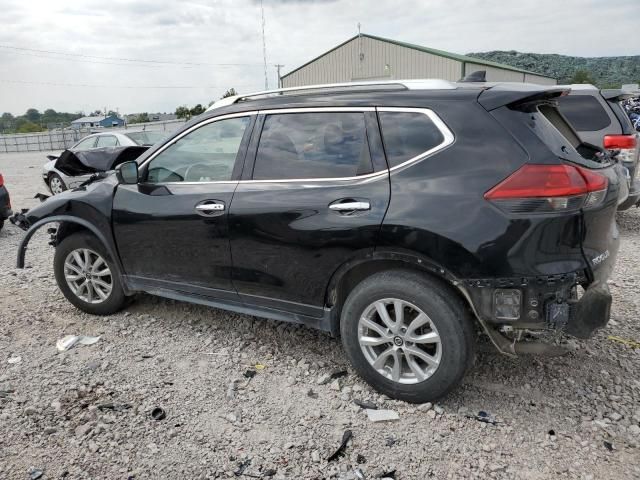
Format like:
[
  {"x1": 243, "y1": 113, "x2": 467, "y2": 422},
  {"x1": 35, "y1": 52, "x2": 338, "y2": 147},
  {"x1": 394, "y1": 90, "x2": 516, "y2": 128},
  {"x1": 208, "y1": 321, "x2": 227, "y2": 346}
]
[{"x1": 557, "y1": 84, "x2": 639, "y2": 210}]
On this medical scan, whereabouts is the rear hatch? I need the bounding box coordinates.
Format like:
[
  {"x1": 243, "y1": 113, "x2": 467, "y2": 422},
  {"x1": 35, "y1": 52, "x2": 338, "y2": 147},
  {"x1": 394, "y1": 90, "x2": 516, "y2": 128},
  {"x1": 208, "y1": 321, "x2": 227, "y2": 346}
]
[{"x1": 479, "y1": 85, "x2": 625, "y2": 283}]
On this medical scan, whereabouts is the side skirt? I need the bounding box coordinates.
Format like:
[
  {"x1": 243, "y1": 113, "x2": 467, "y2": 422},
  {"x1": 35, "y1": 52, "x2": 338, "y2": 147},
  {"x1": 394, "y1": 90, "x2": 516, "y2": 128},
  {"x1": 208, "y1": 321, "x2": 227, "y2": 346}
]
[{"x1": 123, "y1": 276, "x2": 334, "y2": 334}]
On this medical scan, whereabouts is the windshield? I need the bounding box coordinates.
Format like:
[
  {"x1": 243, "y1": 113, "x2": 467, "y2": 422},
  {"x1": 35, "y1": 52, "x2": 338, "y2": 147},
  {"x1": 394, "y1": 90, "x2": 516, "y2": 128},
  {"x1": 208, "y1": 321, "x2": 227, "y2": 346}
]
[{"x1": 125, "y1": 131, "x2": 165, "y2": 146}]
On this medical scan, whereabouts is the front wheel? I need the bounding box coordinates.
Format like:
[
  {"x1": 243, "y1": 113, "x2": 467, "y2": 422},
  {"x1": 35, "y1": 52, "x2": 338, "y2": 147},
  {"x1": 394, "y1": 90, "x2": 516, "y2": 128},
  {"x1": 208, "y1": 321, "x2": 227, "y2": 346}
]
[
  {"x1": 49, "y1": 173, "x2": 67, "y2": 195},
  {"x1": 340, "y1": 270, "x2": 475, "y2": 403},
  {"x1": 54, "y1": 232, "x2": 127, "y2": 315}
]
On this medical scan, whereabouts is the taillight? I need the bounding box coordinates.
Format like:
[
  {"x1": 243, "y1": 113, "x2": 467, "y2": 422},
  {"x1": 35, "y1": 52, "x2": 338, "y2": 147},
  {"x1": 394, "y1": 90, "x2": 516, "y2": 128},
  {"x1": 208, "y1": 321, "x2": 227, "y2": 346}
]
[
  {"x1": 604, "y1": 134, "x2": 637, "y2": 164},
  {"x1": 484, "y1": 164, "x2": 608, "y2": 213},
  {"x1": 0, "y1": 173, "x2": 4, "y2": 187}
]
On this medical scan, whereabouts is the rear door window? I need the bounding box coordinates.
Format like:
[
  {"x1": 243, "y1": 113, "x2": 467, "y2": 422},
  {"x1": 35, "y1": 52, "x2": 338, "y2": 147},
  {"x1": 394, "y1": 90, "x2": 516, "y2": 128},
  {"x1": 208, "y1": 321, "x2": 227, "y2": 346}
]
[
  {"x1": 96, "y1": 135, "x2": 119, "y2": 147},
  {"x1": 378, "y1": 111, "x2": 446, "y2": 167},
  {"x1": 557, "y1": 95, "x2": 611, "y2": 131},
  {"x1": 252, "y1": 112, "x2": 372, "y2": 180}
]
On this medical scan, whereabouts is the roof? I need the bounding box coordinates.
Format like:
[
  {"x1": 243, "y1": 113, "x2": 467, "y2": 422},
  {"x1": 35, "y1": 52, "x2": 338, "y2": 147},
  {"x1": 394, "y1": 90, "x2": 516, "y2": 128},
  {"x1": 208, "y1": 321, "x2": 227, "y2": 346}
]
[
  {"x1": 71, "y1": 115, "x2": 121, "y2": 124},
  {"x1": 282, "y1": 33, "x2": 555, "y2": 80}
]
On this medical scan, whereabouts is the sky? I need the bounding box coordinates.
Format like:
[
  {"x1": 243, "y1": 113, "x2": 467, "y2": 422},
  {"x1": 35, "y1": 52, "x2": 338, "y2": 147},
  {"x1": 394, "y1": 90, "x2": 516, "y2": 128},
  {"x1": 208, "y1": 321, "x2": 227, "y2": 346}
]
[{"x1": 0, "y1": 0, "x2": 638, "y2": 116}]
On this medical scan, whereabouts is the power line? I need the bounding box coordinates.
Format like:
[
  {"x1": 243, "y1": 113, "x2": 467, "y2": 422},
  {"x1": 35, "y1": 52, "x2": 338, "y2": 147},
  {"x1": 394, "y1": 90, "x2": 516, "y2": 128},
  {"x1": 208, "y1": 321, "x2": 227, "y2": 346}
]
[
  {"x1": 0, "y1": 44, "x2": 278, "y2": 67},
  {"x1": 0, "y1": 79, "x2": 260, "y2": 90}
]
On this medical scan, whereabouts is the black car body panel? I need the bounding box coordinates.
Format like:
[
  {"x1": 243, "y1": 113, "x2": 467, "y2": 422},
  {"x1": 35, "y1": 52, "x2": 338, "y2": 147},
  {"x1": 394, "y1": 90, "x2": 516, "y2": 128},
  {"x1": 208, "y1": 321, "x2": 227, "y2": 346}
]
[{"x1": 13, "y1": 82, "x2": 624, "y2": 353}]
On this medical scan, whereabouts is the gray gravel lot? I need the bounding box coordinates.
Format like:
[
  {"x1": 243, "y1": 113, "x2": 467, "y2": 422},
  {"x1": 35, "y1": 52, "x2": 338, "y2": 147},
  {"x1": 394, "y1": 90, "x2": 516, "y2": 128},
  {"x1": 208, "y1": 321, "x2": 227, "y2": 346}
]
[{"x1": 1, "y1": 151, "x2": 639, "y2": 479}]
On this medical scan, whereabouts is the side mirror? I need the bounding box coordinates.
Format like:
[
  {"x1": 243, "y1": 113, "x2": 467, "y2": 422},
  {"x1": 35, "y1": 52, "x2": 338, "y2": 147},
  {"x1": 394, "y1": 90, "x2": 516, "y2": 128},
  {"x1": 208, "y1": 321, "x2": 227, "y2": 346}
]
[{"x1": 116, "y1": 161, "x2": 139, "y2": 184}]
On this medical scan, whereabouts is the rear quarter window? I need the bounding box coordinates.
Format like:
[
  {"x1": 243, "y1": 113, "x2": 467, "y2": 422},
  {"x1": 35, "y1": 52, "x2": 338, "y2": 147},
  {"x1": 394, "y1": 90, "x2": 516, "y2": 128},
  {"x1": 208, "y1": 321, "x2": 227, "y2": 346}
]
[
  {"x1": 378, "y1": 111, "x2": 446, "y2": 168},
  {"x1": 557, "y1": 95, "x2": 611, "y2": 131}
]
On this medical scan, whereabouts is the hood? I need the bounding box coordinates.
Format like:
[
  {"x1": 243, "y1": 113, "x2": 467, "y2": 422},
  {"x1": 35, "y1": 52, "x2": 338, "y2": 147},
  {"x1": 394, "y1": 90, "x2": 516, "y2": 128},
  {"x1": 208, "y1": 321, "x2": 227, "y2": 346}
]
[{"x1": 54, "y1": 146, "x2": 148, "y2": 176}]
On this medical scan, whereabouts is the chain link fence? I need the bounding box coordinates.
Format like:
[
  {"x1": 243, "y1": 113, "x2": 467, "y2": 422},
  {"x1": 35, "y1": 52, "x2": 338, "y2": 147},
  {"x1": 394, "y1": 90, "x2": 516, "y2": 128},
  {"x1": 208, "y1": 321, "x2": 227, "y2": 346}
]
[{"x1": 0, "y1": 119, "x2": 186, "y2": 153}]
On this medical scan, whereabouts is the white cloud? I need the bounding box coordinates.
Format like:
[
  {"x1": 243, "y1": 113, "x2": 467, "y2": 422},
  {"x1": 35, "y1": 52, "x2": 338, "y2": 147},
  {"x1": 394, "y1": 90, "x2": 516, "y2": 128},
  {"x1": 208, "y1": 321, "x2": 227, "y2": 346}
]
[{"x1": 0, "y1": 0, "x2": 637, "y2": 115}]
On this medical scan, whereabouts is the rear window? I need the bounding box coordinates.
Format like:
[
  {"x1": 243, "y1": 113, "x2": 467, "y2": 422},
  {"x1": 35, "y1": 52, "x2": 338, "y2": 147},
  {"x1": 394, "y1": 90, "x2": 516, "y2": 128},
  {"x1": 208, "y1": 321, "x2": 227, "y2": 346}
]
[
  {"x1": 252, "y1": 112, "x2": 372, "y2": 180},
  {"x1": 557, "y1": 95, "x2": 611, "y2": 131},
  {"x1": 378, "y1": 111, "x2": 445, "y2": 167}
]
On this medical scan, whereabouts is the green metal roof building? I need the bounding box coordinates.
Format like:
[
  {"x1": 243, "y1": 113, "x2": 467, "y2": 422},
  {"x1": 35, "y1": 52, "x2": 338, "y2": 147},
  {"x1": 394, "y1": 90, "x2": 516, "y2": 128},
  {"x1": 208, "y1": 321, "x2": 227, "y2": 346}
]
[{"x1": 281, "y1": 33, "x2": 556, "y2": 87}]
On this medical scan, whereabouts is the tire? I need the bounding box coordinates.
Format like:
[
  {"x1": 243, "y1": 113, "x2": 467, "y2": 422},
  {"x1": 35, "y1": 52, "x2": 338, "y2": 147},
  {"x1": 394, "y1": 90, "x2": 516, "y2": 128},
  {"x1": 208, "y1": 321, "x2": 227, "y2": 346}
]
[
  {"x1": 49, "y1": 173, "x2": 67, "y2": 195},
  {"x1": 0, "y1": 219, "x2": 4, "y2": 231},
  {"x1": 340, "y1": 269, "x2": 475, "y2": 403},
  {"x1": 54, "y1": 232, "x2": 127, "y2": 315}
]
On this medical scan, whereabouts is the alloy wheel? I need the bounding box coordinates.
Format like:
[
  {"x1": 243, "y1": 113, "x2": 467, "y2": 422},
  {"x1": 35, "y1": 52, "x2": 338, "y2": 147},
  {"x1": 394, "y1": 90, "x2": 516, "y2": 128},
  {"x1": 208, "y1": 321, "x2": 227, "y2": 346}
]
[
  {"x1": 63, "y1": 248, "x2": 113, "y2": 304},
  {"x1": 50, "y1": 176, "x2": 64, "y2": 195},
  {"x1": 358, "y1": 298, "x2": 442, "y2": 384}
]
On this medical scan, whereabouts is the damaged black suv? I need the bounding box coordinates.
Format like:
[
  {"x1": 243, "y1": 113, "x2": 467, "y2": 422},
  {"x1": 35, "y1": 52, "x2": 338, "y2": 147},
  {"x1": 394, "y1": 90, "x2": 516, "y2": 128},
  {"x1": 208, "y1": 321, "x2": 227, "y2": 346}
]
[{"x1": 13, "y1": 80, "x2": 626, "y2": 402}]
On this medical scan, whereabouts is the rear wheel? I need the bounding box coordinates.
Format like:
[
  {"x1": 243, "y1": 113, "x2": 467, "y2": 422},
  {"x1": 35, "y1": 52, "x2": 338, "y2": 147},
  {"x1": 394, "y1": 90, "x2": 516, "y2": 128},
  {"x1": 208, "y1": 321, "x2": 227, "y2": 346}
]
[
  {"x1": 49, "y1": 173, "x2": 66, "y2": 195},
  {"x1": 340, "y1": 270, "x2": 475, "y2": 403},
  {"x1": 54, "y1": 232, "x2": 127, "y2": 315}
]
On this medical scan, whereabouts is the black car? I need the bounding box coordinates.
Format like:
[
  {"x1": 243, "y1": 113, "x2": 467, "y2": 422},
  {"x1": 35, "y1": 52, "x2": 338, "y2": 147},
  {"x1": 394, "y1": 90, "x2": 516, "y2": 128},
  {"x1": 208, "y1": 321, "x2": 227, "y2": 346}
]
[
  {"x1": 0, "y1": 172, "x2": 12, "y2": 231},
  {"x1": 13, "y1": 81, "x2": 625, "y2": 402}
]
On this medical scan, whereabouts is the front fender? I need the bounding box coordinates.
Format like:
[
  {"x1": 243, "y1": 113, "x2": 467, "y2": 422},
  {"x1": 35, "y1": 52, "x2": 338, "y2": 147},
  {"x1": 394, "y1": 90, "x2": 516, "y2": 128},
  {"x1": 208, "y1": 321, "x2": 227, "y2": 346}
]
[
  {"x1": 16, "y1": 215, "x2": 120, "y2": 273},
  {"x1": 13, "y1": 176, "x2": 122, "y2": 275}
]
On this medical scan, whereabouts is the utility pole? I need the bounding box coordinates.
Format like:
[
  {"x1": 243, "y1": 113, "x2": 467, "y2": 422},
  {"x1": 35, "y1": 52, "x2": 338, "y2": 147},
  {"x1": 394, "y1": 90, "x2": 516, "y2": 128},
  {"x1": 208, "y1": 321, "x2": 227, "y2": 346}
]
[
  {"x1": 275, "y1": 64, "x2": 284, "y2": 88},
  {"x1": 260, "y1": 0, "x2": 268, "y2": 90}
]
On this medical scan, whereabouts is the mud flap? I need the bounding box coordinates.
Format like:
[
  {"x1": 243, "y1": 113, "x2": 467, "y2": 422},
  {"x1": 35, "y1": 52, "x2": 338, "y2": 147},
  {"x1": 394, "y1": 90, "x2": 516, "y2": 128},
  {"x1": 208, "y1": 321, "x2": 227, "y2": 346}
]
[{"x1": 566, "y1": 283, "x2": 612, "y2": 339}]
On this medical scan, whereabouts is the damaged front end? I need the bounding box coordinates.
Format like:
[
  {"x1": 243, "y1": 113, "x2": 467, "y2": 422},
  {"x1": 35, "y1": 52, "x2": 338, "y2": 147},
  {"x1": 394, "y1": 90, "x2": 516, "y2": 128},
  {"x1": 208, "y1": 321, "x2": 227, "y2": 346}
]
[{"x1": 10, "y1": 175, "x2": 121, "y2": 273}]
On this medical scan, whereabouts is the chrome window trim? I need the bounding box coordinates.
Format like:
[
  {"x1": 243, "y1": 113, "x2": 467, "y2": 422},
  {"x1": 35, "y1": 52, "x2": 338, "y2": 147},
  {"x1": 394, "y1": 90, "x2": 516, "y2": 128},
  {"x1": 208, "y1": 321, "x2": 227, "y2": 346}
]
[{"x1": 141, "y1": 106, "x2": 453, "y2": 186}]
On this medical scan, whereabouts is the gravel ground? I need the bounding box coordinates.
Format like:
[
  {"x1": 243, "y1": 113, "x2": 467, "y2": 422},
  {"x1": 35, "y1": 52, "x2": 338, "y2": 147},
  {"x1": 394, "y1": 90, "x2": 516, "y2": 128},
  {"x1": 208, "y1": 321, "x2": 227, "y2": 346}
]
[{"x1": 1, "y1": 151, "x2": 639, "y2": 480}]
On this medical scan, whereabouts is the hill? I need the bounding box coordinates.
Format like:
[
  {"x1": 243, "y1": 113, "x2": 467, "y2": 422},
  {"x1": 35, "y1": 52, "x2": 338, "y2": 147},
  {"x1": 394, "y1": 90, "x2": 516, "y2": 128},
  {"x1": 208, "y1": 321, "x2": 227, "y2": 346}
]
[{"x1": 466, "y1": 51, "x2": 640, "y2": 87}]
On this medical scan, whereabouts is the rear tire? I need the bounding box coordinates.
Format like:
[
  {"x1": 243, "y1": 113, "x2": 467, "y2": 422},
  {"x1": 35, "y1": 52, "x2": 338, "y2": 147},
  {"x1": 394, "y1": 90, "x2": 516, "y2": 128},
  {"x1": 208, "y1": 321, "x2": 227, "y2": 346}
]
[
  {"x1": 340, "y1": 269, "x2": 475, "y2": 403},
  {"x1": 49, "y1": 173, "x2": 67, "y2": 195},
  {"x1": 54, "y1": 232, "x2": 127, "y2": 315}
]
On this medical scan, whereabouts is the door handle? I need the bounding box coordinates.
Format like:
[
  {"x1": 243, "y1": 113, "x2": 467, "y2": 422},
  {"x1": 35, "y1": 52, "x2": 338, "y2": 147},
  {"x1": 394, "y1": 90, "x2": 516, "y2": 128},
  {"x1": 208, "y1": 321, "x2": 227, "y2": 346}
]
[
  {"x1": 329, "y1": 201, "x2": 371, "y2": 212},
  {"x1": 195, "y1": 201, "x2": 225, "y2": 216}
]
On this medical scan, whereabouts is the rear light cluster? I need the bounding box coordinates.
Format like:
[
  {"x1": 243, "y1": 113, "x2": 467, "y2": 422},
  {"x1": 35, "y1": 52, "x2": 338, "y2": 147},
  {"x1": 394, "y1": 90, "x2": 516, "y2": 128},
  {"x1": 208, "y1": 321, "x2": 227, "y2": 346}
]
[
  {"x1": 604, "y1": 134, "x2": 637, "y2": 165},
  {"x1": 0, "y1": 173, "x2": 4, "y2": 187},
  {"x1": 484, "y1": 164, "x2": 608, "y2": 214}
]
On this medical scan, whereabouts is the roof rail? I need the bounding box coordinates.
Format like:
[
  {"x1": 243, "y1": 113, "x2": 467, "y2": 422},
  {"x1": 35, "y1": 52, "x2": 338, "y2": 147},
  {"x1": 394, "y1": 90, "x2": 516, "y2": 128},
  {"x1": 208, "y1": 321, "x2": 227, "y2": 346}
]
[{"x1": 206, "y1": 79, "x2": 457, "y2": 111}]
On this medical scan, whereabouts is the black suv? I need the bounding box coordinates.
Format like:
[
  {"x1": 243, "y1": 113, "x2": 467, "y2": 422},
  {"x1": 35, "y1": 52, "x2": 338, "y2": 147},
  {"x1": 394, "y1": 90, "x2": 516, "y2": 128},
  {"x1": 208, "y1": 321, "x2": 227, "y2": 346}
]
[{"x1": 13, "y1": 81, "x2": 626, "y2": 402}]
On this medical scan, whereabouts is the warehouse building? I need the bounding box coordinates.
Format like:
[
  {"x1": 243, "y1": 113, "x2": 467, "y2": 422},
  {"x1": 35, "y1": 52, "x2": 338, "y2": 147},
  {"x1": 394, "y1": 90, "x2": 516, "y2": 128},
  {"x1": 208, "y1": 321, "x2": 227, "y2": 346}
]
[
  {"x1": 282, "y1": 33, "x2": 556, "y2": 88},
  {"x1": 70, "y1": 115, "x2": 124, "y2": 129}
]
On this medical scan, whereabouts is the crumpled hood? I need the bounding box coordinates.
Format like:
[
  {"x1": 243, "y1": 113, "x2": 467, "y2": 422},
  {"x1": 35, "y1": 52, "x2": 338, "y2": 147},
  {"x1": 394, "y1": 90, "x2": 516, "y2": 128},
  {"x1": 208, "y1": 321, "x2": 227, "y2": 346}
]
[{"x1": 54, "y1": 146, "x2": 148, "y2": 176}]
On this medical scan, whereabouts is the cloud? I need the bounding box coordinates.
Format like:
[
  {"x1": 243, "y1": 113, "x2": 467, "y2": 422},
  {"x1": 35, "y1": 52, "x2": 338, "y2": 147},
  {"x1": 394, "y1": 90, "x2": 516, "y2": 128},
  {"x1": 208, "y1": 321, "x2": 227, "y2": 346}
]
[{"x1": 0, "y1": 0, "x2": 636, "y2": 115}]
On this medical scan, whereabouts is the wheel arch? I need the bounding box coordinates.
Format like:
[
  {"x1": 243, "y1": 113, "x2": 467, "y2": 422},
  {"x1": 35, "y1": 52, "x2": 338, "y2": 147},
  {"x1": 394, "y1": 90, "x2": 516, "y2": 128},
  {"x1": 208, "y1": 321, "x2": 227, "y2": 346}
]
[
  {"x1": 17, "y1": 215, "x2": 123, "y2": 278},
  {"x1": 325, "y1": 250, "x2": 476, "y2": 336}
]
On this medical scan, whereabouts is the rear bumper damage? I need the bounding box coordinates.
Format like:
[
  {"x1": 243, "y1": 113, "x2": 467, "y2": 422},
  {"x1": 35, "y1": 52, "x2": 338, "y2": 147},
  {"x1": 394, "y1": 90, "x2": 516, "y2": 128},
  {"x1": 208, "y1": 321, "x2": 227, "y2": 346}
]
[{"x1": 462, "y1": 268, "x2": 614, "y2": 356}]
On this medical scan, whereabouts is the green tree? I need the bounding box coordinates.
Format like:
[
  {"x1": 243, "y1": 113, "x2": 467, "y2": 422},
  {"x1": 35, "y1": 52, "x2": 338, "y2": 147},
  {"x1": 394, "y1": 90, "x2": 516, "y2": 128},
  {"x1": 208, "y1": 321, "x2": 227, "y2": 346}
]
[
  {"x1": 570, "y1": 69, "x2": 595, "y2": 84},
  {"x1": 190, "y1": 104, "x2": 205, "y2": 116},
  {"x1": 0, "y1": 112, "x2": 15, "y2": 132},
  {"x1": 25, "y1": 108, "x2": 41, "y2": 123},
  {"x1": 221, "y1": 88, "x2": 238, "y2": 99},
  {"x1": 175, "y1": 105, "x2": 190, "y2": 119},
  {"x1": 15, "y1": 119, "x2": 43, "y2": 133}
]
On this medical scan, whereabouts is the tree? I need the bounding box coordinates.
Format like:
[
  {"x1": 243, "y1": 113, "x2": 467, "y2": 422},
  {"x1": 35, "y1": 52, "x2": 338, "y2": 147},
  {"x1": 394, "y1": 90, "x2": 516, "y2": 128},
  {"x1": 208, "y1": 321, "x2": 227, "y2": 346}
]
[
  {"x1": 221, "y1": 88, "x2": 238, "y2": 99},
  {"x1": 189, "y1": 104, "x2": 205, "y2": 116},
  {"x1": 570, "y1": 69, "x2": 595, "y2": 85},
  {"x1": 25, "y1": 108, "x2": 41, "y2": 123},
  {"x1": 15, "y1": 118, "x2": 43, "y2": 133},
  {"x1": 175, "y1": 105, "x2": 190, "y2": 119}
]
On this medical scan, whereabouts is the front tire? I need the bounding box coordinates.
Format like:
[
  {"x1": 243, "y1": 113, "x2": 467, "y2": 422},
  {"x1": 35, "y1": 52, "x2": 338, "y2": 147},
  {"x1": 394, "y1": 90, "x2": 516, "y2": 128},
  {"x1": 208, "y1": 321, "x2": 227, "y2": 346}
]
[
  {"x1": 340, "y1": 270, "x2": 475, "y2": 403},
  {"x1": 54, "y1": 232, "x2": 127, "y2": 315},
  {"x1": 49, "y1": 173, "x2": 67, "y2": 195}
]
